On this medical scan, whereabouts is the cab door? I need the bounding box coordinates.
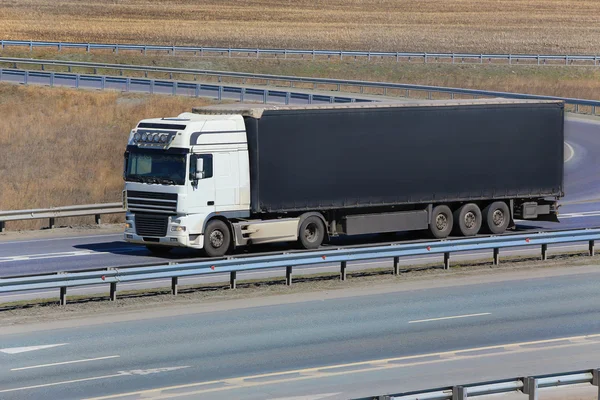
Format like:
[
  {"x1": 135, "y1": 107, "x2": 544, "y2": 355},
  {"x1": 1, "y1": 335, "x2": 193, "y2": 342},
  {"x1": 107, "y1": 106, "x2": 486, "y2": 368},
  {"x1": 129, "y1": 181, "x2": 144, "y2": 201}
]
[{"x1": 189, "y1": 153, "x2": 216, "y2": 215}]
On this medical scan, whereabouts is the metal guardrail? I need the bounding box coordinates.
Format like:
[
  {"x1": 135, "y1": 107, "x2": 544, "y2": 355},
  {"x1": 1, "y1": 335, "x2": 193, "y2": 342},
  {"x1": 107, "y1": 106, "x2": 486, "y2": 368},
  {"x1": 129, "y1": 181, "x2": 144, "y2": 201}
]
[
  {"x1": 0, "y1": 68, "x2": 367, "y2": 105},
  {"x1": 0, "y1": 203, "x2": 125, "y2": 232},
  {"x1": 353, "y1": 368, "x2": 600, "y2": 400},
  {"x1": 1, "y1": 63, "x2": 599, "y2": 114},
  {"x1": 0, "y1": 228, "x2": 597, "y2": 305},
  {"x1": 1, "y1": 39, "x2": 599, "y2": 66}
]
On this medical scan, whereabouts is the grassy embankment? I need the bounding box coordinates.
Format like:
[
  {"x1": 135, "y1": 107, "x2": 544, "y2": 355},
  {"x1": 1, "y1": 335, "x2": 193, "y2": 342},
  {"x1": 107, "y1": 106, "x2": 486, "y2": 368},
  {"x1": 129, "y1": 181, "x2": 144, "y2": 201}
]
[{"x1": 0, "y1": 84, "x2": 213, "y2": 230}]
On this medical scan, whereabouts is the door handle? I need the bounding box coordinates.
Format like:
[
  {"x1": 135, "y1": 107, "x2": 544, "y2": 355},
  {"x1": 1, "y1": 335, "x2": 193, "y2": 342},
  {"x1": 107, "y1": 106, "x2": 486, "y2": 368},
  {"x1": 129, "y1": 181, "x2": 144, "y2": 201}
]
[{"x1": 207, "y1": 201, "x2": 214, "y2": 206}]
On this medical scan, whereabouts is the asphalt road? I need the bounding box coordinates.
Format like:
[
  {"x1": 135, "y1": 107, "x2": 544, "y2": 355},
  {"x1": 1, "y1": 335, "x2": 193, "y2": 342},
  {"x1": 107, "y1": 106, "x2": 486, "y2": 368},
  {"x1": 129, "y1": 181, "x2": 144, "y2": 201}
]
[{"x1": 1, "y1": 265, "x2": 599, "y2": 399}]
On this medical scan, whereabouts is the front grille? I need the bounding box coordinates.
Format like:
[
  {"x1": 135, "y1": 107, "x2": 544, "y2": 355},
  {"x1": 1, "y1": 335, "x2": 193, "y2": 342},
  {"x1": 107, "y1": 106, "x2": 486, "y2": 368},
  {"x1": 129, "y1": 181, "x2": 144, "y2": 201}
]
[
  {"x1": 135, "y1": 214, "x2": 169, "y2": 237},
  {"x1": 127, "y1": 190, "x2": 177, "y2": 214}
]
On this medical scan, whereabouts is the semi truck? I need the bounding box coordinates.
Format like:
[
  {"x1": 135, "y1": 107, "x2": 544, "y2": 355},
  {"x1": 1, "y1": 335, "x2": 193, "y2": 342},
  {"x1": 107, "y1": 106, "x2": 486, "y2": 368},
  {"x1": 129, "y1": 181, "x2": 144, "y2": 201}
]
[{"x1": 122, "y1": 99, "x2": 564, "y2": 257}]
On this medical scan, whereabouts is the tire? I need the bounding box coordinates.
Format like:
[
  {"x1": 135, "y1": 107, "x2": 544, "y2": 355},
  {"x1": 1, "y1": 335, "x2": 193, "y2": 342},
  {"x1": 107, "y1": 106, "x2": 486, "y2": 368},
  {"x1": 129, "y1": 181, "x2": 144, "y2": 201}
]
[
  {"x1": 203, "y1": 219, "x2": 232, "y2": 257},
  {"x1": 453, "y1": 203, "x2": 482, "y2": 237},
  {"x1": 146, "y1": 245, "x2": 172, "y2": 255},
  {"x1": 429, "y1": 205, "x2": 453, "y2": 239},
  {"x1": 298, "y1": 216, "x2": 326, "y2": 250},
  {"x1": 482, "y1": 201, "x2": 510, "y2": 234}
]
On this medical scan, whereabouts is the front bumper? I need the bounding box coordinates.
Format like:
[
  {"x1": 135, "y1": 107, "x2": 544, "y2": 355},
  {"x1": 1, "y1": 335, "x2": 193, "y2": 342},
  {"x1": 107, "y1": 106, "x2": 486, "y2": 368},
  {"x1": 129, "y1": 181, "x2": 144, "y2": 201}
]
[{"x1": 123, "y1": 215, "x2": 204, "y2": 249}]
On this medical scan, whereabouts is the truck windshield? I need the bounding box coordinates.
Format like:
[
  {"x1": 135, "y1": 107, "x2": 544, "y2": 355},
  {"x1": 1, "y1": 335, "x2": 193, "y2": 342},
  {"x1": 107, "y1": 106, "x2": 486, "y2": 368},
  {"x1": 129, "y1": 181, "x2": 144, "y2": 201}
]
[{"x1": 125, "y1": 151, "x2": 186, "y2": 185}]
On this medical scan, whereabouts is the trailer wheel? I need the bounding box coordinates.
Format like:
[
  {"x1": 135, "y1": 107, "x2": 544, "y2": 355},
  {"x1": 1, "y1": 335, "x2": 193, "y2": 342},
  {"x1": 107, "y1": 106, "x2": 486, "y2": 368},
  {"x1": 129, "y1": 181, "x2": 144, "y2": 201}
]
[
  {"x1": 299, "y1": 216, "x2": 325, "y2": 250},
  {"x1": 204, "y1": 219, "x2": 231, "y2": 257},
  {"x1": 146, "y1": 245, "x2": 172, "y2": 255},
  {"x1": 429, "y1": 205, "x2": 453, "y2": 239},
  {"x1": 453, "y1": 203, "x2": 482, "y2": 237},
  {"x1": 482, "y1": 201, "x2": 510, "y2": 234}
]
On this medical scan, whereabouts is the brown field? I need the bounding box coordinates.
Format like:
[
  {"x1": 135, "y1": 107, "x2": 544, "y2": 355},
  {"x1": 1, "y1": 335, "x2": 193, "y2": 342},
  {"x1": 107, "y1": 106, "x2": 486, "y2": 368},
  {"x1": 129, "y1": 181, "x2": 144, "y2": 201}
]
[
  {"x1": 1, "y1": 0, "x2": 600, "y2": 54},
  {"x1": 0, "y1": 84, "x2": 213, "y2": 230}
]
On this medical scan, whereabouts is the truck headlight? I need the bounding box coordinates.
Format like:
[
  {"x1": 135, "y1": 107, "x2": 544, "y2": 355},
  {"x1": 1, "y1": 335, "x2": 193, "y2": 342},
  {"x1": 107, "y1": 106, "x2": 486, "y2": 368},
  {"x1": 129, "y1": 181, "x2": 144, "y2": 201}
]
[
  {"x1": 125, "y1": 222, "x2": 132, "y2": 229},
  {"x1": 170, "y1": 226, "x2": 186, "y2": 232}
]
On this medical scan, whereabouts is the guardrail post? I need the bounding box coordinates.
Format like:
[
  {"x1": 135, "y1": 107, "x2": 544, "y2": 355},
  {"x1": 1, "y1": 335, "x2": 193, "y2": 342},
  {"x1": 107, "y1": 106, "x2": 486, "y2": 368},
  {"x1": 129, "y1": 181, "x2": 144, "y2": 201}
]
[
  {"x1": 230, "y1": 271, "x2": 237, "y2": 289},
  {"x1": 452, "y1": 385, "x2": 466, "y2": 400},
  {"x1": 49, "y1": 217, "x2": 56, "y2": 229},
  {"x1": 172, "y1": 81, "x2": 177, "y2": 95},
  {"x1": 393, "y1": 256, "x2": 400, "y2": 275},
  {"x1": 285, "y1": 91, "x2": 291, "y2": 105},
  {"x1": 59, "y1": 286, "x2": 67, "y2": 306},
  {"x1": 49, "y1": 72, "x2": 54, "y2": 87},
  {"x1": 340, "y1": 261, "x2": 347, "y2": 281},
  {"x1": 286, "y1": 266, "x2": 293, "y2": 286},
  {"x1": 0, "y1": 221, "x2": 5, "y2": 233},
  {"x1": 24, "y1": 70, "x2": 29, "y2": 85},
  {"x1": 95, "y1": 214, "x2": 101, "y2": 225},
  {"x1": 101, "y1": 76, "x2": 106, "y2": 90},
  {"x1": 218, "y1": 85, "x2": 222, "y2": 101},
  {"x1": 590, "y1": 240, "x2": 595, "y2": 256},
  {"x1": 524, "y1": 377, "x2": 538, "y2": 400},
  {"x1": 126, "y1": 77, "x2": 131, "y2": 92},
  {"x1": 592, "y1": 369, "x2": 600, "y2": 399},
  {"x1": 195, "y1": 84, "x2": 200, "y2": 97},
  {"x1": 444, "y1": 252, "x2": 450, "y2": 270},
  {"x1": 493, "y1": 248, "x2": 500, "y2": 265},
  {"x1": 263, "y1": 90, "x2": 268, "y2": 104},
  {"x1": 110, "y1": 282, "x2": 117, "y2": 301},
  {"x1": 541, "y1": 244, "x2": 548, "y2": 261},
  {"x1": 75, "y1": 74, "x2": 80, "y2": 89},
  {"x1": 171, "y1": 277, "x2": 178, "y2": 295}
]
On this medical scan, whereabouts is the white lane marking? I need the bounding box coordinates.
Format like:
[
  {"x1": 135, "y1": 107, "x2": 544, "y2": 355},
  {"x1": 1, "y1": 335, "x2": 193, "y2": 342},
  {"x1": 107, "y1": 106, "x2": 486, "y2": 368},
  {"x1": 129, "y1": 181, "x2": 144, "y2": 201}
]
[
  {"x1": 0, "y1": 343, "x2": 68, "y2": 354},
  {"x1": 0, "y1": 247, "x2": 146, "y2": 263},
  {"x1": 560, "y1": 210, "x2": 600, "y2": 219},
  {"x1": 11, "y1": 355, "x2": 120, "y2": 371},
  {"x1": 0, "y1": 233, "x2": 123, "y2": 246},
  {"x1": 408, "y1": 312, "x2": 491, "y2": 324},
  {"x1": 564, "y1": 141, "x2": 575, "y2": 163},
  {"x1": 0, "y1": 366, "x2": 190, "y2": 393}
]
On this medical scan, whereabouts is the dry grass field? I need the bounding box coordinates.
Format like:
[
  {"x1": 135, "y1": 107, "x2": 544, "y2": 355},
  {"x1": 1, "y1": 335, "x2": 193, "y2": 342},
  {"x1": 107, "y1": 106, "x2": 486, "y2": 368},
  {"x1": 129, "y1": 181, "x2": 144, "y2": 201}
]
[
  {"x1": 0, "y1": 84, "x2": 213, "y2": 230},
  {"x1": 1, "y1": 0, "x2": 599, "y2": 54}
]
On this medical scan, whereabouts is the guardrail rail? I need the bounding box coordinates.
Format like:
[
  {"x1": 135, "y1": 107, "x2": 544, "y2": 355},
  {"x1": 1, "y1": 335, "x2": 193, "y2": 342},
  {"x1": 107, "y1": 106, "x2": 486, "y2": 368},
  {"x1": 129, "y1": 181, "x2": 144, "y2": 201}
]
[
  {"x1": 0, "y1": 203, "x2": 125, "y2": 232},
  {"x1": 0, "y1": 228, "x2": 597, "y2": 306},
  {"x1": 1, "y1": 61, "x2": 599, "y2": 113},
  {"x1": 353, "y1": 368, "x2": 600, "y2": 400},
  {"x1": 1, "y1": 39, "x2": 599, "y2": 67}
]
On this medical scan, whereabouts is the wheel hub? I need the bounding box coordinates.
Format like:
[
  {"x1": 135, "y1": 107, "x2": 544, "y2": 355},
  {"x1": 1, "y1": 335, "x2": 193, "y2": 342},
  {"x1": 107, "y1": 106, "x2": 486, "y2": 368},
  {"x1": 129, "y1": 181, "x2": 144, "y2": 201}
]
[
  {"x1": 304, "y1": 223, "x2": 318, "y2": 242},
  {"x1": 492, "y1": 209, "x2": 505, "y2": 226},
  {"x1": 435, "y1": 214, "x2": 448, "y2": 230},
  {"x1": 464, "y1": 211, "x2": 476, "y2": 229},
  {"x1": 210, "y1": 230, "x2": 224, "y2": 248}
]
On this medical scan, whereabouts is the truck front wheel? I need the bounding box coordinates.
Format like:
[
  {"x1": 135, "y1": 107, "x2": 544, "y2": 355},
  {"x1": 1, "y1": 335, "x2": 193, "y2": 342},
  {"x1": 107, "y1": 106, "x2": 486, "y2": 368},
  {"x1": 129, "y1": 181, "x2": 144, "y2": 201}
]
[
  {"x1": 299, "y1": 216, "x2": 325, "y2": 250},
  {"x1": 429, "y1": 205, "x2": 453, "y2": 239},
  {"x1": 204, "y1": 219, "x2": 231, "y2": 257},
  {"x1": 483, "y1": 201, "x2": 510, "y2": 234}
]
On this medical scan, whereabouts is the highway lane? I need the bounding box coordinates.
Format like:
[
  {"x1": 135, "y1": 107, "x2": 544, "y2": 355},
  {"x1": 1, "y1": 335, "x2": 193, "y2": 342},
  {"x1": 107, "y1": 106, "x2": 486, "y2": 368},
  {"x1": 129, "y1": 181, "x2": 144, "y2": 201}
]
[
  {"x1": 0, "y1": 115, "x2": 599, "y2": 278},
  {"x1": 1, "y1": 265, "x2": 599, "y2": 399}
]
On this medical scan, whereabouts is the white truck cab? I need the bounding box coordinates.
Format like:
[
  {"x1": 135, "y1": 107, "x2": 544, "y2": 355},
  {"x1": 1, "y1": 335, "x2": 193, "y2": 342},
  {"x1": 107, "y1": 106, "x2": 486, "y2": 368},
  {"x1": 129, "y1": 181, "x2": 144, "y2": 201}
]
[{"x1": 123, "y1": 112, "x2": 251, "y2": 255}]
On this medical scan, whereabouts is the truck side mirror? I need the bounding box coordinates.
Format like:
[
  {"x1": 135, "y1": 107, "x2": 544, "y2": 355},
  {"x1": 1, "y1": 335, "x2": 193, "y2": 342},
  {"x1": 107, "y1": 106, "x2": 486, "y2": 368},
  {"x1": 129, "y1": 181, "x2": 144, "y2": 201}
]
[{"x1": 195, "y1": 158, "x2": 205, "y2": 180}]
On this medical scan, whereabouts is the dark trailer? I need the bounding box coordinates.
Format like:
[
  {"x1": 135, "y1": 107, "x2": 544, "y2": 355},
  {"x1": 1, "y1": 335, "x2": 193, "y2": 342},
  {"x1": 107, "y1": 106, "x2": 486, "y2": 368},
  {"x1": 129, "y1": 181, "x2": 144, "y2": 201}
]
[{"x1": 196, "y1": 99, "x2": 564, "y2": 239}]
